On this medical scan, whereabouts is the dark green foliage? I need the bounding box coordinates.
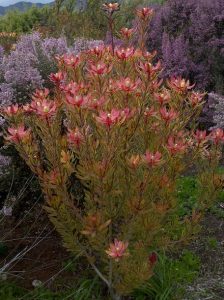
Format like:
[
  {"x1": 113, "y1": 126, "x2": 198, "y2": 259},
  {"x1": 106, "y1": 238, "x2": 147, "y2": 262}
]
[{"x1": 133, "y1": 251, "x2": 200, "y2": 300}]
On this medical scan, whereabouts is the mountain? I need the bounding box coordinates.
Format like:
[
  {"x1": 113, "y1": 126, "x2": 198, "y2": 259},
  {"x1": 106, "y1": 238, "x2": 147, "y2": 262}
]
[
  {"x1": 0, "y1": 0, "x2": 52, "y2": 6},
  {"x1": 0, "y1": 1, "x2": 53, "y2": 15}
]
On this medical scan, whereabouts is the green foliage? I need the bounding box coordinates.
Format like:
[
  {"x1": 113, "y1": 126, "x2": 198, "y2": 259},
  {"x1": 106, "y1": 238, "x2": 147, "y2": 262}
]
[
  {"x1": 0, "y1": 6, "x2": 51, "y2": 34},
  {"x1": 0, "y1": 277, "x2": 102, "y2": 300},
  {"x1": 133, "y1": 250, "x2": 200, "y2": 300}
]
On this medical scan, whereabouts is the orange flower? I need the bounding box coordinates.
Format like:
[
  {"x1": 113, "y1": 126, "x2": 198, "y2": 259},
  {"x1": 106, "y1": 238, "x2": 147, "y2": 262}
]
[
  {"x1": 81, "y1": 213, "x2": 111, "y2": 237},
  {"x1": 128, "y1": 154, "x2": 141, "y2": 169},
  {"x1": 120, "y1": 27, "x2": 135, "y2": 39},
  {"x1": 106, "y1": 239, "x2": 129, "y2": 261},
  {"x1": 136, "y1": 7, "x2": 154, "y2": 20},
  {"x1": 102, "y1": 2, "x2": 120, "y2": 14}
]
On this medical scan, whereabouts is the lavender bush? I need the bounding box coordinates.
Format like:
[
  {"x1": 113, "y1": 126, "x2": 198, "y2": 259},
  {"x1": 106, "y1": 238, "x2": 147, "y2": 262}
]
[{"x1": 147, "y1": 0, "x2": 224, "y2": 93}]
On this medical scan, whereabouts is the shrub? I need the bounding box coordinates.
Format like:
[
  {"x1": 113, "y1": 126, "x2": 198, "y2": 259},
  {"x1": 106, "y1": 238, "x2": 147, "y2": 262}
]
[
  {"x1": 146, "y1": 0, "x2": 224, "y2": 93},
  {"x1": 1, "y1": 4, "x2": 223, "y2": 299}
]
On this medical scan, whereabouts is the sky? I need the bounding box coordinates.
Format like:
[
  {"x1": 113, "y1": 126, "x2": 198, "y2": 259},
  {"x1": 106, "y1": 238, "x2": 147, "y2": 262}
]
[{"x1": 0, "y1": 0, "x2": 52, "y2": 6}]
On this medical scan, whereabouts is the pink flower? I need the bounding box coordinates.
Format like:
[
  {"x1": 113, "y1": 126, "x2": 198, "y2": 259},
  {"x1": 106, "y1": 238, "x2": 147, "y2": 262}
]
[
  {"x1": 65, "y1": 94, "x2": 88, "y2": 108},
  {"x1": 102, "y1": 2, "x2": 120, "y2": 15},
  {"x1": 167, "y1": 136, "x2": 187, "y2": 155},
  {"x1": 115, "y1": 47, "x2": 135, "y2": 60},
  {"x1": 89, "y1": 45, "x2": 105, "y2": 57},
  {"x1": 88, "y1": 62, "x2": 112, "y2": 76},
  {"x1": 3, "y1": 104, "x2": 19, "y2": 117},
  {"x1": 63, "y1": 54, "x2": 80, "y2": 68},
  {"x1": 154, "y1": 90, "x2": 171, "y2": 106},
  {"x1": 160, "y1": 107, "x2": 178, "y2": 123},
  {"x1": 194, "y1": 130, "x2": 208, "y2": 144},
  {"x1": 120, "y1": 27, "x2": 135, "y2": 39},
  {"x1": 106, "y1": 239, "x2": 129, "y2": 261},
  {"x1": 32, "y1": 88, "x2": 50, "y2": 101},
  {"x1": 167, "y1": 77, "x2": 195, "y2": 93},
  {"x1": 138, "y1": 61, "x2": 161, "y2": 78},
  {"x1": 49, "y1": 71, "x2": 66, "y2": 86},
  {"x1": 189, "y1": 92, "x2": 205, "y2": 106},
  {"x1": 210, "y1": 128, "x2": 224, "y2": 145},
  {"x1": 116, "y1": 77, "x2": 140, "y2": 93},
  {"x1": 120, "y1": 107, "x2": 135, "y2": 121},
  {"x1": 62, "y1": 81, "x2": 86, "y2": 95},
  {"x1": 30, "y1": 99, "x2": 57, "y2": 119},
  {"x1": 136, "y1": 7, "x2": 154, "y2": 20},
  {"x1": 6, "y1": 125, "x2": 30, "y2": 144},
  {"x1": 87, "y1": 96, "x2": 106, "y2": 110},
  {"x1": 96, "y1": 109, "x2": 120, "y2": 128},
  {"x1": 142, "y1": 150, "x2": 162, "y2": 167},
  {"x1": 144, "y1": 106, "x2": 157, "y2": 120},
  {"x1": 67, "y1": 128, "x2": 84, "y2": 148}
]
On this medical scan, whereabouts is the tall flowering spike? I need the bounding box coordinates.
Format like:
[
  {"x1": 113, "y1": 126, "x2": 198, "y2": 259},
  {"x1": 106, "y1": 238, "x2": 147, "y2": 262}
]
[
  {"x1": 210, "y1": 128, "x2": 224, "y2": 145},
  {"x1": 189, "y1": 92, "x2": 205, "y2": 106},
  {"x1": 160, "y1": 107, "x2": 178, "y2": 123},
  {"x1": 102, "y1": 2, "x2": 120, "y2": 15},
  {"x1": 6, "y1": 125, "x2": 30, "y2": 144},
  {"x1": 106, "y1": 239, "x2": 129, "y2": 261},
  {"x1": 3, "y1": 104, "x2": 19, "y2": 117},
  {"x1": 154, "y1": 90, "x2": 171, "y2": 106},
  {"x1": 88, "y1": 62, "x2": 112, "y2": 76},
  {"x1": 116, "y1": 77, "x2": 140, "y2": 93},
  {"x1": 167, "y1": 76, "x2": 195, "y2": 93},
  {"x1": 120, "y1": 27, "x2": 135, "y2": 40},
  {"x1": 194, "y1": 130, "x2": 208, "y2": 144},
  {"x1": 115, "y1": 47, "x2": 135, "y2": 60},
  {"x1": 136, "y1": 7, "x2": 154, "y2": 21},
  {"x1": 96, "y1": 109, "x2": 120, "y2": 128},
  {"x1": 49, "y1": 71, "x2": 66, "y2": 86},
  {"x1": 142, "y1": 151, "x2": 162, "y2": 167},
  {"x1": 67, "y1": 127, "x2": 84, "y2": 148},
  {"x1": 167, "y1": 136, "x2": 187, "y2": 155}
]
